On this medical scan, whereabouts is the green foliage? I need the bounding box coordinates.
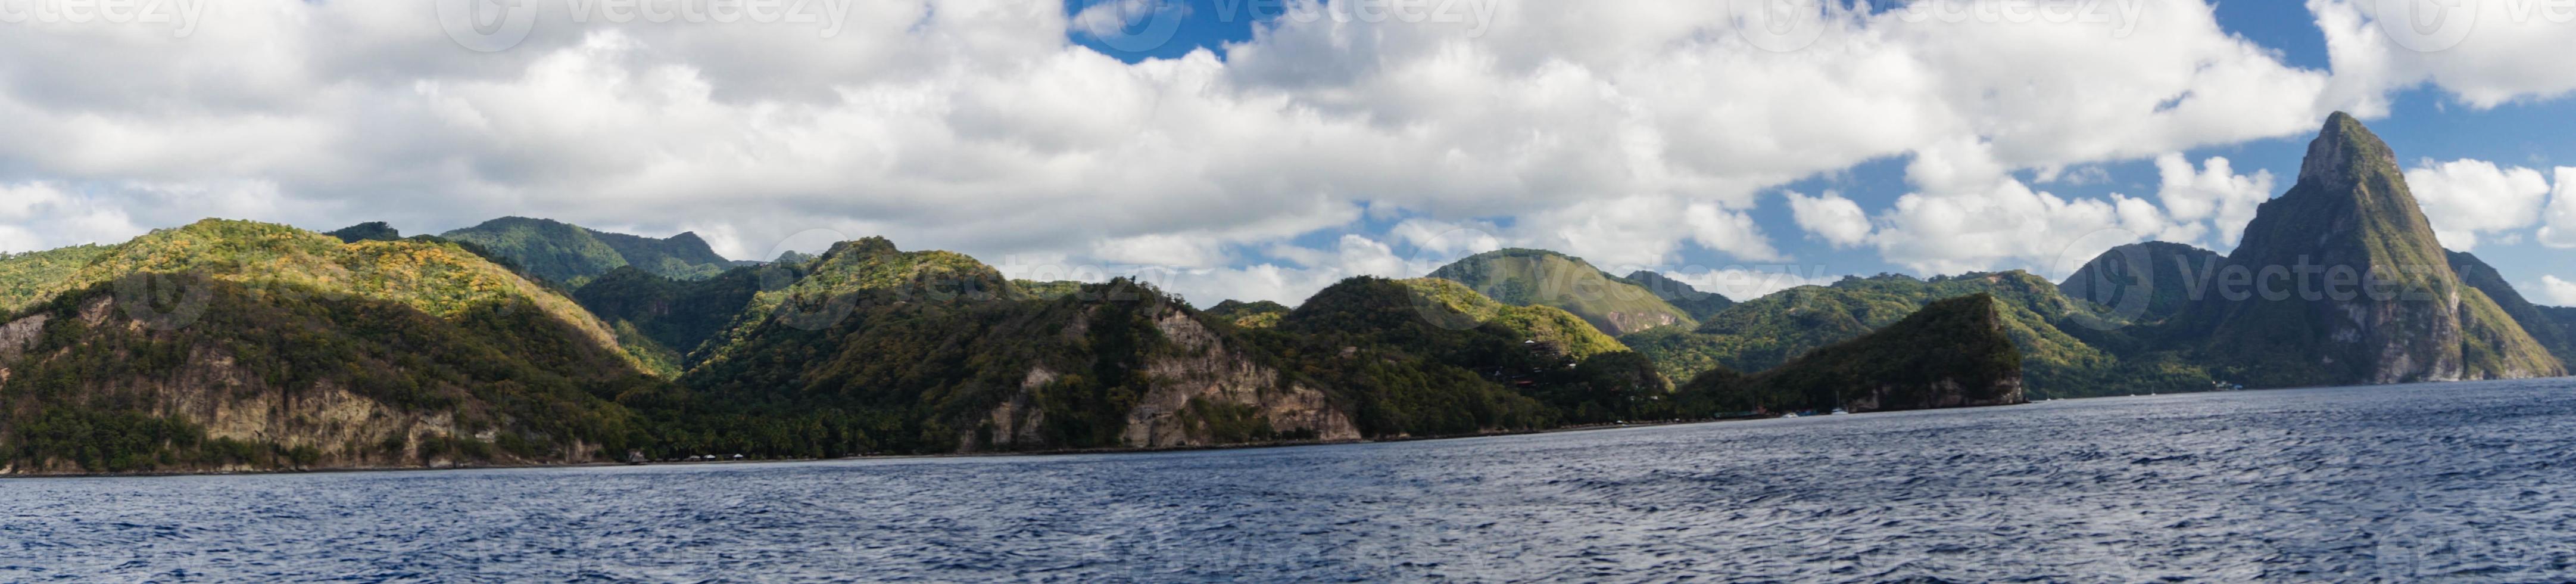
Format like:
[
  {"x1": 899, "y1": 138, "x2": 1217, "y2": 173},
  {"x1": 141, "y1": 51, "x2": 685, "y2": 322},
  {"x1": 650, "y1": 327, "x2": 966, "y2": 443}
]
[
  {"x1": 2449, "y1": 251, "x2": 2576, "y2": 366},
  {"x1": 2175, "y1": 113, "x2": 2562, "y2": 385},
  {"x1": 440, "y1": 217, "x2": 735, "y2": 286},
  {"x1": 1013, "y1": 279, "x2": 1085, "y2": 300},
  {"x1": 0, "y1": 220, "x2": 660, "y2": 473},
  {"x1": 2058, "y1": 241, "x2": 2225, "y2": 324},
  {"x1": 1425, "y1": 248, "x2": 1697, "y2": 336},
  {"x1": 1630, "y1": 271, "x2": 2144, "y2": 397},
  {"x1": 575, "y1": 264, "x2": 793, "y2": 365},
  {"x1": 1682, "y1": 294, "x2": 2022, "y2": 414},
  {"x1": 323, "y1": 222, "x2": 403, "y2": 243},
  {"x1": 1622, "y1": 271, "x2": 1736, "y2": 319},
  {"x1": 0, "y1": 244, "x2": 109, "y2": 314},
  {"x1": 1205, "y1": 299, "x2": 1290, "y2": 329}
]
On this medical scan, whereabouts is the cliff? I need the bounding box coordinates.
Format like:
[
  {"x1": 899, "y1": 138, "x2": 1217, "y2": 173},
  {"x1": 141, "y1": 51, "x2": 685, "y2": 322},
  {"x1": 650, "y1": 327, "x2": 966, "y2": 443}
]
[
  {"x1": 2180, "y1": 113, "x2": 2563, "y2": 385},
  {"x1": 0, "y1": 220, "x2": 657, "y2": 475},
  {"x1": 674, "y1": 240, "x2": 1358, "y2": 455}
]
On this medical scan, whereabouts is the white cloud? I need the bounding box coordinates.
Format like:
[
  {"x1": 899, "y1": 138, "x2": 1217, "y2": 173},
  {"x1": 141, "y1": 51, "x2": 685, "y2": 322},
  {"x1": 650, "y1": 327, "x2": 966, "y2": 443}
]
[
  {"x1": 2403, "y1": 159, "x2": 2551, "y2": 251},
  {"x1": 0, "y1": 182, "x2": 148, "y2": 254},
  {"x1": 0, "y1": 0, "x2": 2529, "y2": 304},
  {"x1": 2313, "y1": 0, "x2": 2576, "y2": 111},
  {"x1": 2541, "y1": 167, "x2": 2576, "y2": 248},
  {"x1": 1787, "y1": 191, "x2": 1872, "y2": 248},
  {"x1": 1652, "y1": 267, "x2": 1844, "y2": 303},
  {"x1": 2154, "y1": 154, "x2": 2275, "y2": 250},
  {"x1": 2540, "y1": 275, "x2": 2576, "y2": 307}
]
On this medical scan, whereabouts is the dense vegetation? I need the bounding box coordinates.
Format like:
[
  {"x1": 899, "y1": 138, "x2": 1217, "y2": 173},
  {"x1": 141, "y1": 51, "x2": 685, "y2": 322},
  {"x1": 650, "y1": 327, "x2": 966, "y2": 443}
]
[
  {"x1": 2057, "y1": 241, "x2": 2225, "y2": 324},
  {"x1": 574, "y1": 264, "x2": 797, "y2": 369},
  {"x1": 0, "y1": 244, "x2": 109, "y2": 313},
  {"x1": 9, "y1": 115, "x2": 2570, "y2": 477},
  {"x1": 1680, "y1": 294, "x2": 2022, "y2": 414},
  {"x1": 1626, "y1": 271, "x2": 2169, "y2": 399},
  {"x1": 440, "y1": 217, "x2": 737, "y2": 286},
  {"x1": 1623, "y1": 271, "x2": 1736, "y2": 319},
  {"x1": 1205, "y1": 299, "x2": 1290, "y2": 328},
  {"x1": 2169, "y1": 113, "x2": 2561, "y2": 386},
  {"x1": 0, "y1": 220, "x2": 657, "y2": 473},
  {"x1": 1248, "y1": 277, "x2": 1680, "y2": 431},
  {"x1": 1424, "y1": 248, "x2": 1698, "y2": 336}
]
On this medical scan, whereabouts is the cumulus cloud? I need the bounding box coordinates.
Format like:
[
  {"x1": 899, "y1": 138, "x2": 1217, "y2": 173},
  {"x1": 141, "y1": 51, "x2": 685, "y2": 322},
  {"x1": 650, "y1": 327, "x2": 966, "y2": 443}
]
[
  {"x1": 1, "y1": 0, "x2": 2544, "y2": 304},
  {"x1": 2403, "y1": 159, "x2": 2551, "y2": 251},
  {"x1": 1787, "y1": 191, "x2": 1872, "y2": 248},
  {"x1": 2540, "y1": 275, "x2": 2576, "y2": 307},
  {"x1": 2313, "y1": 0, "x2": 2576, "y2": 111},
  {"x1": 1652, "y1": 267, "x2": 1845, "y2": 303},
  {"x1": 2541, "y1": 167, "x2": 2576, "y2": 248},
  {"x1": 2154, "y1": 154, "x2": 2275, "y2": 250}
]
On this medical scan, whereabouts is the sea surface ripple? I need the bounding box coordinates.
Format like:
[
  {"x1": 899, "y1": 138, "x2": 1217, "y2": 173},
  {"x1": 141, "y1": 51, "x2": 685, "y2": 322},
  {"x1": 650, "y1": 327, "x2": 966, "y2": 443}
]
[{"x1": 7, "y1": 380, "x2": 2576, "y2": 582}]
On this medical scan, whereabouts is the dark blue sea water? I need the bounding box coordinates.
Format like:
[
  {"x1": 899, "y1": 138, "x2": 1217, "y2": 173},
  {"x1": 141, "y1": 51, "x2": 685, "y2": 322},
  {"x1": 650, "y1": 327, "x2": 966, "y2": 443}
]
[{"x1": 7, "y1": 380, "x2": 2576, "y2": 582}]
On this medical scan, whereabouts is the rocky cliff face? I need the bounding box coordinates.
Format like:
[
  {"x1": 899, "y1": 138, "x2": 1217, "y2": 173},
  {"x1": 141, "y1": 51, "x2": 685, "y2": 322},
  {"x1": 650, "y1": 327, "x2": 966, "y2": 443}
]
[
  {"x1": 972, "y1": 306, "x2": 1359, "y2": 451},
  {"x1": 2187, "y1": 113, "x2": 2562, "y2": 386},
  {"x1": 0, "y1": 220, "x2": 653, "y2": 475}
]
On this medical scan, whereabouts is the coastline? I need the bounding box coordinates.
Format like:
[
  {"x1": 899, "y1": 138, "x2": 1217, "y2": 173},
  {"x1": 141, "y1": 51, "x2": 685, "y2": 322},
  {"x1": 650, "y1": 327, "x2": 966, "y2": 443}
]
[{"x1": 0, "y1": 415, "x2": 1764, "y2": 480}]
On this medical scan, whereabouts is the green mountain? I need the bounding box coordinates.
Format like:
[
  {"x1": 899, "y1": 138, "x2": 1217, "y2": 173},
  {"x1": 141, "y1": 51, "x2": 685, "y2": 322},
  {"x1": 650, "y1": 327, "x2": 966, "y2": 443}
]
[
  {"x1": 1204, "y1": 299, "x2": 1290, "y2": 329},
  {"x1": 1256, "y1": 277, "x2": 1672, "y2": 431},
  {"x1": 2175, "y1": 113, "x2": 2563, "y2": 385},
  {"x1": 2059, "y1": 241, "x2": 2225, "y2": 324},
  {"x1": 2447, "y1": 251, "x2": 2576, "y2": 366},
  {"x1": 674, "y1": 239, "x2": 1359, "y2": 455},
  {"x1": 1626, "y1": 271, "x2": 2161, "y2": 398},
  {"x1": 1680, "y1": 293, "x2": 2024, "y2": 414},
  {"x1": 1623, "y1": 271, "x2": 1736, "y2": 319},
  {"x1": 1426, "y1": 249, "x2": 1696, "y2": 336},
  {"x1": 0, "y1": 244, "x2": 111, "y2": 314},
  {"x1": 573, "y1": 263, "x2": 799, "y2": 374},
  {"x1": 0, "y1": 220, "x2": 658, "y2": 474},
  {"x1": 323, "y1": 221, "x2": 403, "y2": 243},
  {"x1": 440, "y1": 217, "x2": 735, "y2": 286}
]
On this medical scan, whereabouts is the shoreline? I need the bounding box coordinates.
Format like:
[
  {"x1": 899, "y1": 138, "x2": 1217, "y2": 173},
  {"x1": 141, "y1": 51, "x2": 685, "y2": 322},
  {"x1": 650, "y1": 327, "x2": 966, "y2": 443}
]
[{"x1": 0, "y1": 415, "x2": 1771, "y2": 480}]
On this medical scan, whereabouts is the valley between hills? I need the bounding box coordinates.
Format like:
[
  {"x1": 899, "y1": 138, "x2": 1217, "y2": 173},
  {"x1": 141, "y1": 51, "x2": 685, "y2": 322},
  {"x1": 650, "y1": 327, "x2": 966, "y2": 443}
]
[{"x1": 2, "y1": 114, "x2": 2569, "y2": 476}]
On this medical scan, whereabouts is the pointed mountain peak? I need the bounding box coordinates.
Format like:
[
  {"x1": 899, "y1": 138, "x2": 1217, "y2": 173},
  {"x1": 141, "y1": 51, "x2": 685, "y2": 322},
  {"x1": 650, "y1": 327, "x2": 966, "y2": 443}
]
[{"x1": 2297, "y1": 111, "x2": 2399, "y2": 191}]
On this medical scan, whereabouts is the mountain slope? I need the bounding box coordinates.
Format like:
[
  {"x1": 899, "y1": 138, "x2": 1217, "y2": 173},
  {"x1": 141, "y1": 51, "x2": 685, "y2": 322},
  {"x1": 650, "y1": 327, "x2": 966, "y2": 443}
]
[
  {"x1": 1259, "y1": 277, "x2": 1669, "y2": 431},
  {"x1": 0, "y1": 244, "x2": 111, "y2": 314},
  {"x1": 1681, "y1": 293, "x2": 2024, "y2": 414},
  {"x1": 2447, "y1": 251, "x2": 2576, "y2": 366},
  {"x1": 1627, "y1": 271, "x2": 2154, "y2": 397},
  {"x1": 2059, "y1": 241, "x2": 2226, "y2": 324},
  {"x1": 441, "y1": 217, "x2": 735, "y2": 285},
  {"x1": 1623, "y1": 271, "x2": 1736, "y2": 319},
  {"x1": 573, "y1": 263, "x2": 797, "y2": 372},
  {"x1": 2179, "y1": 113, "x2": 2562, "y2": 385},
  {"x1": 1426, "y1": 249, "x2": 1695, "y2": 336},
  {"x1": 0, "y1": 220, "x2": 657, "y2": 474},
  {"x1": 676, "y1": 239, "x2": 1357, "y2": 455}
]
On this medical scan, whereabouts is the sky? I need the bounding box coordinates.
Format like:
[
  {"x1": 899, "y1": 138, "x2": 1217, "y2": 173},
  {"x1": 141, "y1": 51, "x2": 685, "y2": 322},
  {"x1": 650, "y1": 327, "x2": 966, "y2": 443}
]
[{"x1": 3, "y1": 0, "x2": 2575, "y2": 308}]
